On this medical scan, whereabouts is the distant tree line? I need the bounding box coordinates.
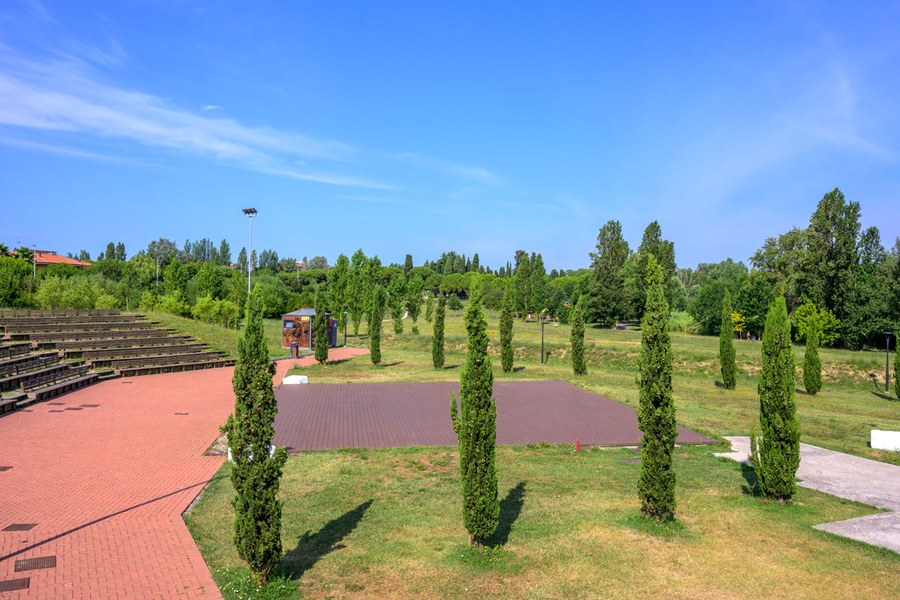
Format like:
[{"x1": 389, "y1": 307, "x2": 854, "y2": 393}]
[{"x1": 1, "y1": 187, "x2": 897, "y2": 349}]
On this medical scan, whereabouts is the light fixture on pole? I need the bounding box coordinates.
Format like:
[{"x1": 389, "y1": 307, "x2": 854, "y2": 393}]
[
  {"x1": 242, "y1": 208, "x2": 257, "y2": 295},
  {"x1": 885, "y1": 332, "x2": 894, "y2": 393}
]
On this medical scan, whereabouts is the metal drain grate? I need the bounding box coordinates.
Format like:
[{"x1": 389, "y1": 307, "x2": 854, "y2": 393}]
[
  {"x1": 15, "y1": 556, "x2": 56, "y2": 572},
  {"x1": 80, "y1": 404, "x2": 100, "y2": 408},
  {"x1": 0, "y1": 578, "x2": 30, "y2": 592},
  {"x1": 64, "y1": 407, "x2": 83, "y2": 411},
  {"x1": 48, "y1": 410, "x2": 64, "y2": 413},
  {"x1": 0, "y1": 466, "x2": 12, "y2": 472},
  {"x1": 174, "y1": 412, "x2": 190, "y2": 416},
  {"x1": 47, "y1": 402, "x2": 66, "y2": 406},
  {"x1": 3, "y1": 523, "x2": 37, "y2": 532}
]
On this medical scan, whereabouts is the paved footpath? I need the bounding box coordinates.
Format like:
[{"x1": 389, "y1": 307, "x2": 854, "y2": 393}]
[
  {"x1": 717, "y1": 436, "x2": 900, "y2": 554},
  {"x1": 0, "y1": 347, "x2": 367, "y2": 599}
]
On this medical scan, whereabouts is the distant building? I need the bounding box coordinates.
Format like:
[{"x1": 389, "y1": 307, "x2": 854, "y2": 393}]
[{"x1": 10, "y1": 250, "x2": 91, "y2": 270}]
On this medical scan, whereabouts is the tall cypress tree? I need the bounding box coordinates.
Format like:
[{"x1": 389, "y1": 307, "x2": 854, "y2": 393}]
[
  {"x1": 369, "y1": 285, "x2": 385, "y2": 366},
  {"x1": 750, "y1": 296, "x2": 800, "y2": 502},
  {"x1": 432, "y1": 294, "x2": 446, "y2": 369},
  {"x1": 450, "y1": 292, "x2": 498, "y2": 548},
  {"x1": 313, "y1": 293, "x2": 329, "y2": 365},
  {"x1": 571, "y1": 302, "x2": 587, "y2": 375},
  {"x1": 803, "y1": 318, "x2": 822, "y2": 395},
  {"x1": 499, "y1": 285, "x2": 514, "y2": 372},
  {"x1": 719, "y1": 290, "x2": 737, "y2": 389},
  {"x1": 894, "y1": 347, "x2": 899, "y2": 401},
  {"x1": 226, "y1": 296, "x2": 288, "y2": 584},
  {"x1": 637, "y1": 255, "x2": 677, "y2": 521}
]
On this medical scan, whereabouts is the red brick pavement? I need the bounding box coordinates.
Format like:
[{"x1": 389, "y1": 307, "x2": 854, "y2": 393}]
[{"x1": 0, "y1": 347, "x2": 368, "y2": 599}]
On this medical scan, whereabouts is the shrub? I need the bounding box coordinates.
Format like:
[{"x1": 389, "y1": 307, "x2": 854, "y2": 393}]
[
  {"x1": 94, "y1": 293, "x2": 119, "y2": 310},
  {"x1": 369, "y1": 286, "x2": 385, "y2": 365},
  {"x1": 448, "y1": 294, "x2": 463, "y2": 310}
]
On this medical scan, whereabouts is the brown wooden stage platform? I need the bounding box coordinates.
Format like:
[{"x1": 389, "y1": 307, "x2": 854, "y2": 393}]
[{"x1": 273, "y1": 380, "x2": 714, "y2": 451}]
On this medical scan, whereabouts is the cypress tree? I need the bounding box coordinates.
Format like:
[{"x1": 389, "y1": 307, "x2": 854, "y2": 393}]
[
  {"x1": 425, "y1": 294, "x2": 434, "y2": 322},
  {"x1": 369, "y1": 285, "x2": 385, "y2": 366},
  {"x1": 450, "y1": 292, "x2": 498, "y2": 548},
  {"x1": 432, "y1": 294, "x2": 446, "y2": 369},
  {"x1": 750, "y1": 296, "x2": 800, "y2": 502},
  {"x1": 895, "y1": 347, "x2": 899, "y2": 401},
  {"x1": 636, "y1": 255, "x2": 677, "y2": 521},
  {"x1": 499, "y1": 285, "x2": 514, "y2": 372},
  {"x1": 719, "y1": 289, "x2": 737, "y2": 389},
  {"x1": 225, "y1": 296, "x2": 288, "y2": 585},
  {"x1": 313, "y1": 294, "x2": 329, "y2": 365},
  {"x1": 803, "y1": 318, "x2": 822, "y2": 395},
  {"x1": 571, "y1": 302, "x2": 587, "y2": 375}
]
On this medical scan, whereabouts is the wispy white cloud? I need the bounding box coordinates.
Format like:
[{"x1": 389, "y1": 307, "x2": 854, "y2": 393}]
[
  {"x1": 0, "y1": 133, "x2": 151, "y2": 165},
  {"x1": 392, "y1": 151, "x2": 504, "y2": 186},
  {"x1": 339, "y1": 194, "x2": 406, "y2": 205},
  {"x1": 0, "y1": 46, "x2": 393, "y2": 189},
  {"x1": 201, "y1": 104, "x2": 223, "y2": 112}
]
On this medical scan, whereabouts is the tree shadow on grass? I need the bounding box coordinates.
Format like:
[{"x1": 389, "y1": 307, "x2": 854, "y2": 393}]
[
  {"x1": 280, "y1": 499, "x2": 373, "y2": 580},
  {"x1": 442, "y1": 364, "x2": 461, "y2": 370},
  {"x1": 871, "y1": 391, "x2": 897, "y2": 401},
  {"x1": 512, "y1": 366, "x2": 526, "y2": 373},
  {"x1": 485, "y1": 482, "x2": 526, "y2": 547},
  {"x1": 322, "y1": 358, "x2": 354, "y2": 366},
  {"x1": 381, "y1": 361, "x2": 405, "y2": 367},
  {"x1": 740, "y1": 461, "x2": 761, "y2": 497},
  {"x1": 713, "y1": 381, "x2": 726, "y2": 389}
]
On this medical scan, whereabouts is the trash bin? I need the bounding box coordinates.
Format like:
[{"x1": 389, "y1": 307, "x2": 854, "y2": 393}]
[{"x1": 290, "y1": 342, "x2": 299, "y2": 359}]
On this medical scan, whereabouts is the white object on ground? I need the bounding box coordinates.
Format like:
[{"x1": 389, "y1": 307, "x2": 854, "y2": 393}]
[
  {"x1": 871, "y1": 429, "x2": 900, "y2": 452},
  {"x1": 228, "y1": 444, "x2": 277, "y2": 463},
  {"x1": 283, "y1": 375, "x2": 309, "y2": 385}
]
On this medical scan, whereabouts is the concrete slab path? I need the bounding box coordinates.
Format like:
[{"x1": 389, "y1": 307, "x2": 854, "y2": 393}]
[
  {"x1": 0, "y1": 346, "x2": 368, "y2": 599},
  {"x1": 717, "y1": 436, "x2": 900, "y2": 554}
]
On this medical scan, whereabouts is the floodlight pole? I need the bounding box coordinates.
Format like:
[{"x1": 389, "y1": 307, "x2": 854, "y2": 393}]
[
  {"x1": 886, "y1": 332, "x2": 894, "y2": 393},
  {"x1": 32, "y1": 245, "x2": 36, "y2": 281},
  {"x1": 242, "y1": 208, "x2": 257, "y2": 295}
]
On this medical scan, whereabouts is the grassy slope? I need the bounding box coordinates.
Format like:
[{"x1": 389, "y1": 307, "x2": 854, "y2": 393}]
[
  {"x1": 141, "y1": 311, "x2": 290, "y2": 359},
  {"x1": 185, "y1": 307, "x2": 899, "y2": 598}
]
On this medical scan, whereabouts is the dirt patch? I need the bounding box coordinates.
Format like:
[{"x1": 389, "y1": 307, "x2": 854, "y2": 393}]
[{"x1": 203, "y1": 431, "x2": 228, "y2": 456}]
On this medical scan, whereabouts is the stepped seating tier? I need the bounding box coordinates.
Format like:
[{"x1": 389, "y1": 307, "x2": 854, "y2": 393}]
[{"x1": 0, "y1": 310, "x2": 235, "y2": 412}]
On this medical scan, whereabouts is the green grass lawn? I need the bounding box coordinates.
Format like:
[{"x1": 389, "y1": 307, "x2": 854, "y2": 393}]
[{"x1": 180, "y1": 307, "x2": 899, "y2": 598}]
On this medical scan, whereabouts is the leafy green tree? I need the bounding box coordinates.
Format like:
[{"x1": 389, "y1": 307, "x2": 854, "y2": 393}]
[
  {"x1": 571, "y1": 301, "x2": 587, "y2": 375},
  {"x1": 636, "y1": 221, "x2": 677, "y2": 311},
  {"x1": 636, "y1": 255, "x2": 676, "y2": 521},
  {"x1": 432, "y1": 294, "x2": 446, "y2": 369},
  {"x1": 369, "y1": 285, "x2": 385, "y2": 365},
  {"x1": 0, "y1": 257, "x2": 32, "y2": 307},
  {"x1": 793, "y1": 301, "x2": 841, "y2": 347},
  {"x1": 404, "y1": 254, "x2": 413, "y2": 274},
  {"x1": 499, "y1": 285, "x2": 515, "y2": 372},
  {"x1": 587, "y1": 220, "x2": 630, "y2": 325},
  {"x1": 425, "y1": 293, "x2": 434, "y2": 322},
  {"x1": 750, "y1": 297, "x2": 800, "y2": 502},
  {"x1": 224, "y1": 297, "x2": 288, "y2": 585},
  {"x1": 314, "y1": 293, "x2": 329, "y2": 364},
  {"x1": 719, "y1": 290, "x2": 737, "y2": 389},
  {"x1": 449, "y1": 292, "x2": 498, "y2": 548},
  {"x1": 803, "y1": 317, "x2": 822, "y2": 395}
]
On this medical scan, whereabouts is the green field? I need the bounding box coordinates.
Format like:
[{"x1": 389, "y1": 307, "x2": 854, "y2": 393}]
[{"x1": 185, "y1": 308, "x2": 900, "y2": 599}]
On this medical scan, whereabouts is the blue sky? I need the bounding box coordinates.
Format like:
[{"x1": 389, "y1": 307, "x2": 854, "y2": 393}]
[{"x1": 1, "y1": 1, "x2": 898, "y2": 271}]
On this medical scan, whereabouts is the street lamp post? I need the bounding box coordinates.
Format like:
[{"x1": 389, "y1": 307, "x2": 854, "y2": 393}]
[
  {"x1": 155, "y1": 253, "x2": 159, "y2": 291},
  {"x1": 242, "y1": 208, "x2": 257, "y2": 295},
  {"x1": 885, "y1": 332, "x2": 894, "y2": 393},
  {"x1": 32, "y1": 245, "x2": 36, "y2": 281}
]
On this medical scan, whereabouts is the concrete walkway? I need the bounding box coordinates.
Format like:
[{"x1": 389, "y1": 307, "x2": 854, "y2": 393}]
[
  {"x1": 0, "y1": 347, "x2": 368, "y2": 599},
  {"x1": 717, "y1": 436, "x2": 900, "y2": 554}
]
